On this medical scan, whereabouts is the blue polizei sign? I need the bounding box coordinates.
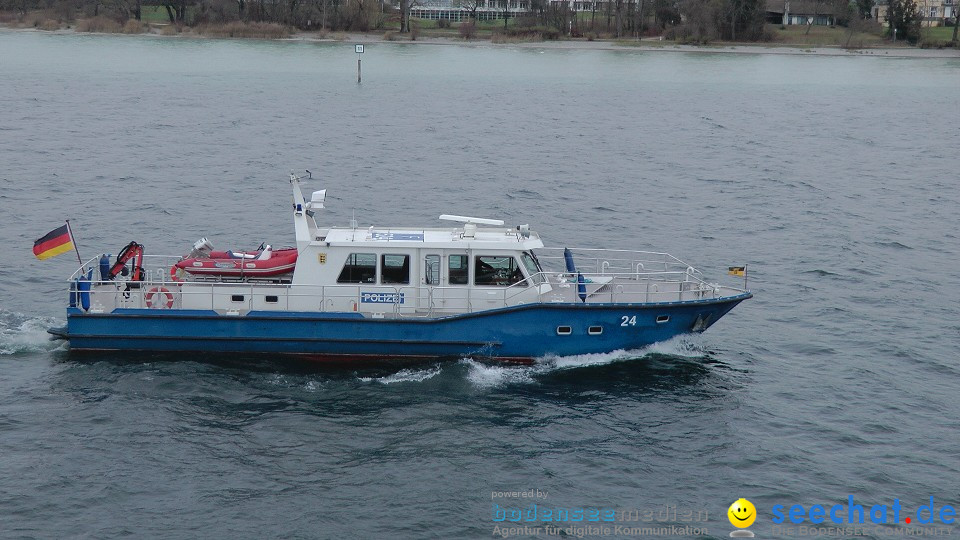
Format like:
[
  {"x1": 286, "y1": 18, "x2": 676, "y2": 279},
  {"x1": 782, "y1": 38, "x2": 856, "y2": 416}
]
[{"x1": 361, "y1": 292, "x2": 405, "y2": 304}]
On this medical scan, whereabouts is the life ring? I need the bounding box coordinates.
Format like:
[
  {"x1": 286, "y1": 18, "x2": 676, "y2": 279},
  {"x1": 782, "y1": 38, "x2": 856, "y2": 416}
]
[
  {"x1": 145, "y1": 286, "x2": 174, "y2": 309},
  {"x1": 169, "y1": 265, "x2": 184, "y2": 282}
]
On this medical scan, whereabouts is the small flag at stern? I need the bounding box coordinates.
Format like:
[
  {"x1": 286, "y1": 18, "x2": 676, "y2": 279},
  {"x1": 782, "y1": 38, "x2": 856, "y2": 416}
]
[
  {"x1": 33, "y1": 223, "x2": 74, "y2": 260},
  {"x1": 728, "y1": 266, "x2": 746, "y2": 277}
]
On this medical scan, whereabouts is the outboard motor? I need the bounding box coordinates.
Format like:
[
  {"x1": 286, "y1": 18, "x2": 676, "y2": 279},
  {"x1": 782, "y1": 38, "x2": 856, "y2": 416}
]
[
  {"x1": 187, "y1": 237, "x2": 214, "y2": 259},
  {"x1": 257, "y1": 245, "x2": 273, "y2": 261}
]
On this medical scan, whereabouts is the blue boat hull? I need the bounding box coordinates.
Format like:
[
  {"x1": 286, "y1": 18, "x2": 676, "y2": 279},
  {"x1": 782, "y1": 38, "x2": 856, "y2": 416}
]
[{"x1": 63, "y1": 294, "x2": 750, "y2": 362}]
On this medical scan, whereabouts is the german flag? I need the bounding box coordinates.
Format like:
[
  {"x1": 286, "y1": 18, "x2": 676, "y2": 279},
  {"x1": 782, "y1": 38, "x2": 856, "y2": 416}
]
[
  {"x1": 33, "y1": 223, "x2": 75, "y2": 260},
  {"x1": 728, "y1": 266, "x2": 746, "y2": 277}
]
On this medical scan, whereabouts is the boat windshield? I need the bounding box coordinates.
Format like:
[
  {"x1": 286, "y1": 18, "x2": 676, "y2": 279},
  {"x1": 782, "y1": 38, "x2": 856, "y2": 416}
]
[{"x1": 521, "y1": 252, "x2": 544, "y2": 286}]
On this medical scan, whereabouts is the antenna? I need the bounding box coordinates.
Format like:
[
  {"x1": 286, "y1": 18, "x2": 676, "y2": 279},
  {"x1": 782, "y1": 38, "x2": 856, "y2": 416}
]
[
  {"x1": 350, "y1": 209, "x2": 358, "y2": 229},
  {"x1": 438, "y1": 215, "x2": 504, "y2": 226}
]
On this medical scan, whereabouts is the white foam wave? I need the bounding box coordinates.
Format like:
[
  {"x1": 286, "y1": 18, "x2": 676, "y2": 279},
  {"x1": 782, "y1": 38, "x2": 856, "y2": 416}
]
[
  {"x1": 541, "y1": 335, "x2": 706, "y2": 371},
  {"x1": 360, "y1": 365, "x2": 443, "y2": 385},
  {"x1": 461, "y1": 358, "x2": 536, "y2": 388},
  {"x1": 0, "y1": 311, "x2": 63, "y2": 355},
  {"x1": 643, "y1": 335, "x2": 708, "y2": 357},
  {"x1": 547, "y1": 348, "x2": 637, "y2": 370},
  {"x1": 459, "y1": 336, "x2": 709, "y2": 388}
]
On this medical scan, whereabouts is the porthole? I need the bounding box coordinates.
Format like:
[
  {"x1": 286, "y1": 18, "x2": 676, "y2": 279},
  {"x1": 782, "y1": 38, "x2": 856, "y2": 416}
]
[
  {"x1": 231, "y1": 295, "x2": 245, "y2": 302},
  {"x1": 557, "y1": 326, "x2": 572, "y2": 335},
  {"x1": 656, "y1": 315, "x2": 670, "y2": 324},
  {"x1": 265, "y1": 295, "x2": 279, "y2": 303},
  {"x1": 588, "y1": 326, "x2": 603, "y2": 335}
]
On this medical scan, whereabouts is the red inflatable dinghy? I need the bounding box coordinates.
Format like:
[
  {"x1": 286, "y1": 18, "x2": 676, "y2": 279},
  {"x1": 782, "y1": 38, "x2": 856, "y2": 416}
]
[{"x1": 175, "y1": 246, "x2": 298, "y2": 278}]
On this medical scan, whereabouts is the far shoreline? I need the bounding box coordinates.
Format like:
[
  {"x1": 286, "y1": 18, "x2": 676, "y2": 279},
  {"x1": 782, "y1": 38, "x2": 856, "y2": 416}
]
[
  {"x1": 4, "y1": 25, "x2": 959, "y2": 59},
  {"x1": 316, "y1": 31, "x2": 960, "y2": 58}
]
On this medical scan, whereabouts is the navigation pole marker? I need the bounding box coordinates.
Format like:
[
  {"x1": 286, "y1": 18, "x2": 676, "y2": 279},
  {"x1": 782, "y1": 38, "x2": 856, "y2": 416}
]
[{"x1": 355, "y1": 44, "x2": 364, "y2": 83}]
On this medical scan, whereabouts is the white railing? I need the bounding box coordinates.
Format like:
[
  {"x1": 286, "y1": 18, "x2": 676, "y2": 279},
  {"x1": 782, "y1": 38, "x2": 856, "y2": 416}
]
[
  {"x1": 535, "y1": 247, "x2": 699, "y2": 277},
  {"x1": 68, "y1": 250, "x2": 747, "y2": 317}
]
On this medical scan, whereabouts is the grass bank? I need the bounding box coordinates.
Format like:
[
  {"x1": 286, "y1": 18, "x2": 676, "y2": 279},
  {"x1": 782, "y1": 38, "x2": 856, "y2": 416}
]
[
  {"x1": 920, "y1": 26, "x2": 958, "y2": 48},
  {"x1": 768, "y1": 24, "x2": 888, "y2": 48}
]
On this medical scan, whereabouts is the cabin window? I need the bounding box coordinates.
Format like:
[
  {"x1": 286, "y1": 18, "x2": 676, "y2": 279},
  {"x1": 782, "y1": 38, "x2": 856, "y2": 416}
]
[
  {"x1": 424, "y1": 255, "x2": 440, "y2": 285},
  {"x1": 448, "y1": 254, "x2": 468, "y2": 285},
  {"x1": 337, "y1": 253, "x2": 377, "y2": 283},
  {"x1": 656, "y1": 315, "x2": 670, "y2": 324},
  {"x1": 381, "y1": 254, "x2": 410, "y2": 284},
  {"x1": 265, "y1": 295, "x2": 278, "y2": 303},
  {"x1": 588, "y1": 326, "x2": 603, "y2": 335},
  {"x1": 521, "y1": 251, "x2": 544, "y2": 286},
  {"x1": 474, "y1": 256, "x2": 527, "y2": 287},
  {"x1": 557, "y1": 326, "x2": 572, "y2": 335},
  {"x1": 231, "y1": 295, "x2": 244, "y2": 302}
]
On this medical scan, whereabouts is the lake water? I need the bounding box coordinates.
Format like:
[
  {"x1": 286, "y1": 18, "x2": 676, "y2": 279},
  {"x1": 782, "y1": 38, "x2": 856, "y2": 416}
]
[{"x1": 1, "y1": 29, "x2": 959, "y2": 538}]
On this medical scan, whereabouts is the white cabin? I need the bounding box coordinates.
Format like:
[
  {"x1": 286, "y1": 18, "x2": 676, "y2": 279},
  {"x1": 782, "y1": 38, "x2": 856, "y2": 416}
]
[
  {"x1": 76, "y1": 173, "x2": 741, "y2": 317},
  {"x1": 287, "y1": 174, "x2": 550, "y2": 316}
]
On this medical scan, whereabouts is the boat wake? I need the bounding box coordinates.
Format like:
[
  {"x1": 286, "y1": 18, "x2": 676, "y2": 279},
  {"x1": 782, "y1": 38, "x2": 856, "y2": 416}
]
[
  {"x1": 330, "y1": 337, "x2": 712, "y2": 390},
  {"x1": 462, "y1": 359, "x2": 538, "y2": 388},
  {"x1": 359, "y1": 365, "x2": 444, "y2": 385},
  {"x1": 461, "y1": 335, "x2": 711, "y2": 389},
  {"x1": 0, "y1": 310, "x2": 64, "y2": 355}
]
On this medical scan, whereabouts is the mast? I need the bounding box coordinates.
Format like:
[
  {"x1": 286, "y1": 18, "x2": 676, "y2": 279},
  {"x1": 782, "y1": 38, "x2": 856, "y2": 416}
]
[{"x1": 290, "y1": 172, "x2": 321, "y2": 250}]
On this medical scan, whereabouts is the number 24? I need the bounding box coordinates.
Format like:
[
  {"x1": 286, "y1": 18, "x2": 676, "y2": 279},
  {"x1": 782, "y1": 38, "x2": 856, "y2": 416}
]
[{"x1": 620, "y1": 315, "x2": 636, "y2": 326}]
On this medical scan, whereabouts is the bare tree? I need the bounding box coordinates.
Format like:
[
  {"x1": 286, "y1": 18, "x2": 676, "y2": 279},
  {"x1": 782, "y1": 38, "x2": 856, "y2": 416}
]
[
  {"x1": 309, "y1": 0, "x2": 338, "y2": 29},
  {"x1": 843, "y1": 11, "x2": 866, "y2": 47},
  {"x1": 716, "y1": 0, "x2": 764, "y2": 40},
  {"x1": 953, "y1": 7, "x2": 958, "y2": 44},
  {"x1": 457, "y1": 0, "x2": 483, "y2": 19},
  {"x1": 614, "y1": 0, "x2": 622, "y2": 35},
  {"x1": 399, "y1": 0, "x2": 411, "y2": 31},
  {"x1": 804, "y1": 0, "x2": 827, "y2": 34},
  {"x1": 634, "y1": 0, "x2": 645, "y2": 38},
  {"x1": 679, "y1": 0, "x2": 717, "y2": 41},
  {"x1": 546, "y1": 1, "x2": 571, "y2": 34},
  {"x1": 164, "y1": 0, "x2": 185, "y2": 22},
  {"x1": 886, "y1": 0, "x2": 922, "y2": 42},
  {"x1": 104, "y1": 0, "x2": 135, "y2": 19},
  {"x1": 529, "y1": 0, "x2": 545, "y2": 24},
  {"x1": 459, "y1": 17, "x2": 477, "y2": 36}
]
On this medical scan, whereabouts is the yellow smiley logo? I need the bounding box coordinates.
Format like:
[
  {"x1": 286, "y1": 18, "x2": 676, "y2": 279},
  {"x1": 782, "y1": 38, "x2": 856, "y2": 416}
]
[{"x1": 727, "y1": 498, "x2": 756, "y2": 528}]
